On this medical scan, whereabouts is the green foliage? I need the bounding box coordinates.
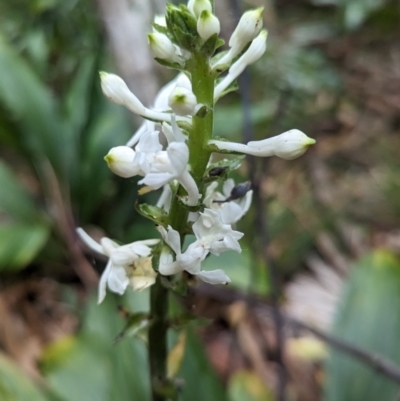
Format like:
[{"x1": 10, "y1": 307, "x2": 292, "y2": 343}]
[
  {"x1": 179, "y1": 332, "x2": 228, "y2": 401},
  {"x1": 0, "y1": 354, "x2": 52, "y2": 401},
  {"x1": 324, "y1": 250, "x2": 400, "y2": 401},
  {"x1": 42, "y1": 295, "x2": 150, "y2": 401}
]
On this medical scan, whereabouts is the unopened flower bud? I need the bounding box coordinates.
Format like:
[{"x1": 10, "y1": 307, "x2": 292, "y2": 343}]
[
  {"x1": 229, "y1": 7, "x2": 264, "y2": 54},
  {"x1": 148, "y1": 33, "x2": 180, "y2": 63},
  {"x1": 188, "y1": 0, "x2": 212, "y2": 18},
  {"x1": 209, "y1": 129, "x2": 316, "y2": 160},
  {"x1": 229, "y1": 30, "x2": 268, "y2": 76},
  {"x1": 100, "y1": 72, "x2": 144, "y2": 112},
  {"x1": 214, "y1": 30, "x2": 267, "y2": 100},
  {"x1": 197, "y1": 10, "x2": 220, "y2": 40},
  {"x1": 104, "y1": 146, "x2": 138, "y2": 178},
  {"x1": 253, "y1": 129, "x2": 316, "y2": 160},
  {"x1": 168, "y1": 86, "x2": 198, "y2": 116},
  {"x1": 100, "y1": 72, "x2": 191, "y2": 124},
  {"x1": 213, "y1": 7, "x2": 264, "y2": 68}
]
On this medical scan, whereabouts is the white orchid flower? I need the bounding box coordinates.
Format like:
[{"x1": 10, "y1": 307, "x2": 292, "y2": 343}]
[
  {"x1": 157, "y1": 209, "x2": 243, "y2": 285},
  {"x1": 157, "y1": 225, "x2": 231, "y2": 285},
  {"x1": 204, "y1": 179, "x2": 253, "y2": 225},
  {"x1": 77, "y1": 228, "x2": 159, "y2": 303}
]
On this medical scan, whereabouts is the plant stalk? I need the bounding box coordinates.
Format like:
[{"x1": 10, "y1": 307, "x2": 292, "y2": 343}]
[{"x1": 147, "y1": 51, "x2": 215, "y2": 401}]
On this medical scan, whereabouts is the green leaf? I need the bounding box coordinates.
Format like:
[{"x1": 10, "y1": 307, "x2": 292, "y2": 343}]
[
  {"x1": 135, "y1": 202, "x2": 170, "y2": 227},
  {"x1": 0, "y1": 223, "x2": 50, "y2": 270},
  {"x1": 42, "y1": 295, "x2": 150, "y2": 401},
  {"x1": 0, "y1": 34, "x2": 69, "y2": 176},
  {"x1": 64, "y1": 55, "x2": 96, "y2": 136},
  {"x1": 113, "y1": 312, "x2": 150, "y2": 344},
  {"x1": 324, "y1": 250, "x2": 400, "y2": 401},
  {"x1": 0, "y1": 160, "x2": 42, "y2": 222},
  {"x1": 0, "y1": 353, "x2": 50, "y2": 401},
  {"x1": 180, "y1": 332, "x2": 228, "y2": 401}
]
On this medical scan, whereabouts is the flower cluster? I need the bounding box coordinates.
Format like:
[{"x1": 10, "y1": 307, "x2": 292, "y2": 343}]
[{"x1": 77, "y1": 0, "x2": 316, "y2": 302}]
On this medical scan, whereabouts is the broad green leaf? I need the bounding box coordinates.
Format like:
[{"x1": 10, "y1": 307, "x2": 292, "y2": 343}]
[
  {"x1": 64, "y1": 55, "x2": 96, "y2": 138},
  {"x1": 43, "y1": 295, "x2": 150, "y2": 401},
  {"x1": 324, "y1": 250, "x2": 400, "y2": 401},
  {"x1": 0, "y1": 353, "x2": 50, "y2": 401},
  {"x1": 0, "y1": 223, "x2": 49, "y2": 270},
  {"x1": 0, "y1": 34, "x2": 69, "y2": 176},
  {"x1": 180, "y1": 331, "x2": 228, "y2": 401},
  {"x1": 0, "y1": 160, "x2": 42, "y2": 222}
]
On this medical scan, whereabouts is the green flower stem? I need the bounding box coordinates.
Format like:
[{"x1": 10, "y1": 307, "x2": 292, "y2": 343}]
[
  {"x1": 148, "y1": 50, "x2": 215, "y2": 401},
  {"x1": 148, "y1": 275, "x2": 168, "y2": 401},
  {"x1": 188, "y1": 53, "x2": 214, "y2": 185}
]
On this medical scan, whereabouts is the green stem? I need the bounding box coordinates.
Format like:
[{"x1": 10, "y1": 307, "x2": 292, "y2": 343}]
[
  {"x1": 188, "y1": 54, "x2": 214, "y2": 185},
  {"x1": 148, "y1": 276, "x2": 168, "y2": 401},
  {"x1": 148, "y1": 51, "x2": 215, "y2": 401}
]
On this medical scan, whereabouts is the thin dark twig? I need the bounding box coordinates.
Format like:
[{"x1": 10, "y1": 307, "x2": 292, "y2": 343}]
[
  {"x1": 288, "y1": 317, "x2": 400, "y2": 385},
  {"x1": 193, "y1": 283, "x2": 400, "y2": 386}
]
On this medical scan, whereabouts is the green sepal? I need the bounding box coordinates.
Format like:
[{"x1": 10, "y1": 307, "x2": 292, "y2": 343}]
[
  {"x1": 199, "y1": 33, "x2": 219, "y2": 57},
  {"x1": 135, "y1": 201, "x2": 169, "y2": 227},
  {"x1": 113, "y1": 312, "x2": 150, "y2": 344},
  {"x1": 195, "y1": 104, "x2": 209, "y2": 118},
  {"x1": 215, "y1": 38, "x2": 225, "y2": 49},
  {"x1": 152, "y1": 23, "x2": 168, "y2": 35},
  {"x1": 203, "y1": 155, "x2": 245, "y2": 183},
  {"x1": 214, "y1": 80, "x2": 239, "y2": 100},
  {"x1": 206, "y1": 138, "x2": 244, "y2": 155},
  {"x1": 166, "y1": 4, "x2": 199, "y2": 51},
  {"x1": 212, "y1": 62, "x2": 231, "y2": 75},
  {"x1": 154, "y1": 57, "x2": 185, "y2": 71}
]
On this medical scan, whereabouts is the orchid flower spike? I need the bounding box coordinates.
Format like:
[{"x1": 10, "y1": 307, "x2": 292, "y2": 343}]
[
  {"x1": 76, "y1": 228, "x2": 159, "y2": 303},
  {"x1": 209, "y1": 129, "x2": 316, "y2": 160}
]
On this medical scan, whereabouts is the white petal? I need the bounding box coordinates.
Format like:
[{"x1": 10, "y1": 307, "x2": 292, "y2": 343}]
[
  {"x1": 98, "y1": 260, "x2": 112, "y2": 304},
  {"x1": 222, "y1": 179, "x2": 235, "y2": 197},
  {"x1": 76, "y1": 228, "x2": 104, "y2": 255},
  {"x1": 130, "y1": 275, "x2": 156, "y2": 291},
  {"x1": 140, "y1": 172, "x2": 174, "y2": 189},
  {"x1": 107, "y1": 265, "x2": 129, "y2": 295},
  {"x1": 167, "y1": 142, "x2": 189, "y2": 175},
  {"x1": 100, "y1": 237, "x2": 119, "y2": 257},
  {"x1": 196, "y1": 269, "x2": 231, "y2": 285},
  {"x1": 166, "y1": 226, "x2": 182, "y2": 255}
]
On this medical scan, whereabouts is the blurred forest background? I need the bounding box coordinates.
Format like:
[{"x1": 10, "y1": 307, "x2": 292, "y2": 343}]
[{"x1": 1, "y1": 0, "x2": 400, "y2": 400}]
